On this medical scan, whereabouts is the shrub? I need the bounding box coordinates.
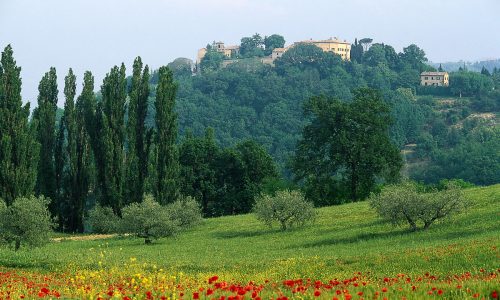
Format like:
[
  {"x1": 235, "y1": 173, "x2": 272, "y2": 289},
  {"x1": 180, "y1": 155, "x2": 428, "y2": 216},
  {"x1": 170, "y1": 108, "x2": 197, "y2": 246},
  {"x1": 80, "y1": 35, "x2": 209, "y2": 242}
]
[
  {"x1": 165, "y1": 196, "x2": 203, "y2": 229},
  {"x1": 370, "y1": 181, "x2": 468, "y2": 231},
  {"x1": 0, "y1": 196, "x2": 54, "y2": 251},
  {"x1": 87, "y1": 204, "x2": 121, "y2": 234},
  {"x1": 253, "y1": 190, "x2": 316, "y2": 231},
  {"x1": 121, "y1": 195, "x2": 179, "y2": 244}
]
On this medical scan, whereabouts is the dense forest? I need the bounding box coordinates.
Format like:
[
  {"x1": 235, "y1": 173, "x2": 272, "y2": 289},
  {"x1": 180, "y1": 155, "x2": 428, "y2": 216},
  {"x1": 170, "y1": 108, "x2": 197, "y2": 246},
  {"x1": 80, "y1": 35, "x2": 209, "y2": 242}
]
[
  {"x1": 165, "y1": 35, "x2": 500, "y2": 184},
  {"x1": 1, "y1": 33, "x2": 499, "y2": 233}
]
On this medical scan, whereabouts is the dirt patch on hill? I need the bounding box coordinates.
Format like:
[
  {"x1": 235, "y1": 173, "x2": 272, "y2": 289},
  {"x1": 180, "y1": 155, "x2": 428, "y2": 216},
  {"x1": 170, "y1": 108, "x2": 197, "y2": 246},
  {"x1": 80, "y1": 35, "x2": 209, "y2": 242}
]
[{"x1": 52, "y1": 234, "x2": 117, "y2": 242}]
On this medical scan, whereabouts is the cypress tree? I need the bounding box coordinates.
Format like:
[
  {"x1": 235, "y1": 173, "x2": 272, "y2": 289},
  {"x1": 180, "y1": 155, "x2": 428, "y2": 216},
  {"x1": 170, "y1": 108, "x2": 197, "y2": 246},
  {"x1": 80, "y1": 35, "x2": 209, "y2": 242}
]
[
  {"x1": 154, "y1": 66, "x2": 179, "y2": 205},
  {"x1": 125, "y1": 57, "x2": 151, "y2": 204},
  {"x1": 35, "y1": 67, "x2": 58, "y2": 210},
  {"x1": 0, "y1": 45, "x2": 39, "y2": 205},
  {"x1": 97, "y1": 64, "x2": 127, "y2": 214}
]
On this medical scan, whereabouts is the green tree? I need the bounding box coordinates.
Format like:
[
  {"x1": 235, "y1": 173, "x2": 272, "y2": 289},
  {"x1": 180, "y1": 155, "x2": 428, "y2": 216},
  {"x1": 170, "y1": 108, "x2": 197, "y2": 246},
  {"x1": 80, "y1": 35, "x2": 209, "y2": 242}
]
[
  {"x1": 253, "y1": 190, "x2": 316, "y2": 231},
  {"x1": 0, "y1": 45, "x2": 39, "y2": 205},
  {"x1": 179, "y1": 128, "x2": 219, "y2": 215},
  {"x1": 215, "y1": 140, "x2": 278, "y2": 215},
  {"x1": 263, "y1": 34, "x2": 285, "y2": 55},
  {"x1": 399, "y1": 44, "x2": 428, "y2": 72},
  {"x1": 200, "y1": 50, "x2": 224, "y2": 73},
  {"x1": 293, "y1": 88, "x2": 402, "y2": 203},
  {"x1": 240, "y1": 33, "x2": 265, "y2": 57},
  {"x1": 154, "y1": 66, "x2": 179, "y2": 205},
  {"x1": 350, "y1": 38, "x2": 364, "y2": 63},
  {"x1": 125, "y1": 57, "x2": 151, "y2": 204},
  {"x1": 0, "y1": 196, "x2": 54, "y2": 250},
  {"x1": 97, "y1": 64, "x2": 127, "y2": 214},
  {"x1": 121, "y1": 195, "x2": 179, "y2": 244},
  {"x1": 69, "y1": 72, "x2": 94, "y2": 232},
  {"x1": 34, "y1": 67, "x2": 58, "y2": 210}
]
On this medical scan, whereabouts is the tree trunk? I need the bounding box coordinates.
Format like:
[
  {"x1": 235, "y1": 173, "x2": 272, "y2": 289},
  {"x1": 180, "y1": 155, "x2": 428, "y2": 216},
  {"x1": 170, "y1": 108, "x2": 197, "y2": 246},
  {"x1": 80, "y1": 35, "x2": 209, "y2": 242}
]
[
  {"x1": 145, "y1": 237, "x2": 152, "y2": 245},
  {"x1": 15, "y1": 240, "x2": 21, "y2": 251}
]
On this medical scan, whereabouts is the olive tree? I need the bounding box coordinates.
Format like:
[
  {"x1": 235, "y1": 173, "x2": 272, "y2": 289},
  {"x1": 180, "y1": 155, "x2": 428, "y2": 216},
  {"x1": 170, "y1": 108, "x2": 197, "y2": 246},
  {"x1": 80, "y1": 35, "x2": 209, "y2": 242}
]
[
  {"x1": 165, "y1": 195, "x2": 203, "y2": 229},
  {"x1": 370, "y1": 181, "x2": 468, "y2": 231},
  {"x1": 0, "y1": 196, "x2": 54, "y2": 251},
  {"x1": 253, "y1": 190, "x2": 316, "y2": 231},
  {"x1": 121, "y1": 195, "x2": 179, "y2": 244},
  {"x1": 88, "y1": 204, "x2": 121, "y2": 234}
]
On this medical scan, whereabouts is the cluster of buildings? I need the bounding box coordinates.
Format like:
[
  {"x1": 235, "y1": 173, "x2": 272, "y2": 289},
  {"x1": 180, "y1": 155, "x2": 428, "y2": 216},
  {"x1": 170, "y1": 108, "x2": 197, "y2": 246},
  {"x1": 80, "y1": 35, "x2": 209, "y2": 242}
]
[
  {"x1": 196, "y1": 37, "x2": 450, "y2": 88},
  {"x1": 196, "y1": 37, "x2": 352, "y2": 67}
]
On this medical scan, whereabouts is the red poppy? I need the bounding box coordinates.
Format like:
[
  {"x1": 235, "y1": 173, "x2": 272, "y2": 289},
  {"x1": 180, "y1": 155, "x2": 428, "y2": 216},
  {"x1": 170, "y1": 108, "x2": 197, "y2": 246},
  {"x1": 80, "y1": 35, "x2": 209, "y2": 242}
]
[
  {"x1": 382, "y1": 287, "x2": 388, "y2": 292},
  {"x1": 357, "y1": 291, "x2": 363, "y2": 296},
  {"x1": 437, "y1": 290, "x2": 443, "y2": 295},
  {"x1": 314, "y1": 290, "x2": 321, "y2": 297},
  {"x1": 492, "y1": 291, "x2": 498, "y2": 299},
  {"x1": 193, "y1": 292, "x2": 200, "y2": 299}
]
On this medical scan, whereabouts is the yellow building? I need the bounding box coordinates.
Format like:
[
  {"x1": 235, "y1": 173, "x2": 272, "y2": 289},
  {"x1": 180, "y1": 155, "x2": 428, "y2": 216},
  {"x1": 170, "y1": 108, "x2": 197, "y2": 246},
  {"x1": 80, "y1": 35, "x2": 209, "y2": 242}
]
[
  {"x1": 197, "y1": 41, "x2": 240, "y2": 65},
  {"x1": 296, "y1": 37, "x2": 351, "y2": 61},
  {"x1": 420, "y1": 72, "x2": 449, "y2": 87}
]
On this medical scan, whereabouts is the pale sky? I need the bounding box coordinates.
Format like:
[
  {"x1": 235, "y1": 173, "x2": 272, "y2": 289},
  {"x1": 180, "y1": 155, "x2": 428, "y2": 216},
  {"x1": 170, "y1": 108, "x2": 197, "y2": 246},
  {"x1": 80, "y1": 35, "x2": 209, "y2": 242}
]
[{"x1": 1, "y1": 0, "x2": 499, "y2": 106}]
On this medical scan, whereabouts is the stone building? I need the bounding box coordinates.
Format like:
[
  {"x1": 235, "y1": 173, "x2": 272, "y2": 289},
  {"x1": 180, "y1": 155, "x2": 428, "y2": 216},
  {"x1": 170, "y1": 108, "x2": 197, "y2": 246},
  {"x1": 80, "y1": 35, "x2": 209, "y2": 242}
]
[{"x1": 420, "y1": 72, "x2": 449, "y2": 86}]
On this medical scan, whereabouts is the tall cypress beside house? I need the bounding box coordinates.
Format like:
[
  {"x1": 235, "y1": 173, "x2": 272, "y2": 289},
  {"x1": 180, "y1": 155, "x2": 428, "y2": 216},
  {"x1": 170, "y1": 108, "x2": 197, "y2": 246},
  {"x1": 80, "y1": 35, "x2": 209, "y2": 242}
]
[
  {"x1": 34, "y1": 67, "x2": 58, "y2": 211},
  {"x1": 0, "y1": 45, "x2": 39, "y2": 205},
  {"x1": 154, "y1": 66, "x2": 179, "y2": 205},
  {"x1": 97, "y1": 64, "x2": 127, "y2": 214},
  {"x1": 125, "y1": 57, "x2": 151, "y2": 204}
]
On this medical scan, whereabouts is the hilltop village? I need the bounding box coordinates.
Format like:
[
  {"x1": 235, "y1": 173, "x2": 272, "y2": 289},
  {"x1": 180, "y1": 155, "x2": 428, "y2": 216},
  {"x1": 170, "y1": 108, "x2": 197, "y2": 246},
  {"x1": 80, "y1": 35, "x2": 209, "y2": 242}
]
[
  {"x1": 196, "y1": 36, "x2": 351, "y2": 67},
  {"x1": 195, "y1": 36, "x2": 449, "y2": 87}
]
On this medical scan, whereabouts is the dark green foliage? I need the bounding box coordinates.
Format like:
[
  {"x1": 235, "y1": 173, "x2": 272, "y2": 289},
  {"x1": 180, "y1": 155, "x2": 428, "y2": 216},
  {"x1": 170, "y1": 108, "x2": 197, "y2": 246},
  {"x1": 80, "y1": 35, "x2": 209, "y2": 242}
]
[
  {"x1": 55, "y1": 69, "x2": 93, "y2": 232},
  {"x1": 0, "y1": 45, "x2": 39, "y2": 206},
  {"x1": 350, "y1": 38, "x2": 364, "y2": 63},
  {"x1": 0, "y1": 196, "x2": 54, "y2": 251},
  {"x1": 154, "y1": 67, "x2": 179, "y2": 205},
  {"x1": 449, "y1": 71, "x2": 494, "y2": 97},
  {"x1": 215, "y1": 140, "x2": 278, "y2": 215},
  {"x1": 200, "y1": 50, "x2": 224, "y2": 73},
  {"x1": 240, "y1": 33, "x2": 264, "y2": 58},
  {"x1": 412, "y1": 127, "x2": 500, "y2": 185},
  {"x1": 263, "y1": 34, "x2": 285, "y2": 55},
  {"x1": 179, "y1": 131, "x2": 278, "y2": 216},
  {"x1": 293, "y1": 88, "x2": 402, "y2": 204},
  {"x1": 34, "y1": 67, "x2": 58, "y2": 207},
  {"x1": 125, "y1": 57, "x2": 151, "y2": 204},
  {"x1": 96, "y1": 65, "x2": 127, "y2": 214},
  {"x1": 179, "y1": 128, "x2": 219, "y2": 215}
]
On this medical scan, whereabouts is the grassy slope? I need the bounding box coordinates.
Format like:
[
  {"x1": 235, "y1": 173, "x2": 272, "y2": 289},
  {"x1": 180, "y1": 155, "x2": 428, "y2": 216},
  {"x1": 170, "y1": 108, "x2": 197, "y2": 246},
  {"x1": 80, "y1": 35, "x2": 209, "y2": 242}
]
[{"x1": 0, "y1": 185, "x2": 499, "y2": 282}]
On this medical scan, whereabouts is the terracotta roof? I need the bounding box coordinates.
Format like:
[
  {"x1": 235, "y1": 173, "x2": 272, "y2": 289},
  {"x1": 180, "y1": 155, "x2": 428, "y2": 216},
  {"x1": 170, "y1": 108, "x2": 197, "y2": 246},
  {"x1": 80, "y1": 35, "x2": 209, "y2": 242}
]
[
  {"x1": 299, "y1": 38, "x2": 350, "y2": 45},
  {"x1": 421, "y1": 72, "x2": 448, "y2": 76}
]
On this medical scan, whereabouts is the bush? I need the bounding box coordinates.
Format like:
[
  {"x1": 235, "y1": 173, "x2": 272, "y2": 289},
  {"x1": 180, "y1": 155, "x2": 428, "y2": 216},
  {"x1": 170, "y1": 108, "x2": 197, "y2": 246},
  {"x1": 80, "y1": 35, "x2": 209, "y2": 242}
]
[
  {"x1": 165, "y1": 196, "x2": 203, "y2": 229},
  {"x1": 121, "y1": 195, "x2": 179, "y2": 244},
  {"x1": 253, "y1": 190, "x2": 316, "y2": 231},
  {"x1": 88, "y1": 204, "x2": 121, "y2": 234},
  {"x1": 0, "y1": 196, "x2": 54, "y2": 251},
  {"x1": 370, "y1": 181, "x2": 468, "y2": 231}
]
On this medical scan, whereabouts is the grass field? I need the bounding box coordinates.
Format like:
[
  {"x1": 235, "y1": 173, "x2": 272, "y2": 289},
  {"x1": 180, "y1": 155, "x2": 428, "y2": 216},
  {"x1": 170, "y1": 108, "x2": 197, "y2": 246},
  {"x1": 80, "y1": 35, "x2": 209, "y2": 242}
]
[{"x1": 0, "y1": 185, "x2": 499, "y2": 299}]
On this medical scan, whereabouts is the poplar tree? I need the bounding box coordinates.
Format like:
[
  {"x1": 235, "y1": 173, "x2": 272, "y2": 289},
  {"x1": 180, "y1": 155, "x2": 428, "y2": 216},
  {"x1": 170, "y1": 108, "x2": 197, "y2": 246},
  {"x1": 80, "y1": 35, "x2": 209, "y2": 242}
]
[
  {"x1": 154, "y1": 66, "x2": 179, "y2": 205},
  {"x1": 125, "y1": 57, "x2": 151, "y2": 204},
  {"x1": 0, "y1": 45, "x2": 39, "y2": 205},
  {"x1": 97, "y1": 64, "x2": 127, "y2": 214},
  {"x1": 68, "y1": 70, "x2": 93, "y2": 232},
  {"x1": 34, "y1": 67, "x2": 58, "y2": 209}
]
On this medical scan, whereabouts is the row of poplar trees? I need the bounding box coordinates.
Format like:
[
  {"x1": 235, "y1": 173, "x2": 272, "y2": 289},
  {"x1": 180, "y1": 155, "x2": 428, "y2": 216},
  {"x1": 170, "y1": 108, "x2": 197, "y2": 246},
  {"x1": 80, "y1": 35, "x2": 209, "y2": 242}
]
[{"x1": 0, "y1": 45, "x2": 179, "y2": 232}]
